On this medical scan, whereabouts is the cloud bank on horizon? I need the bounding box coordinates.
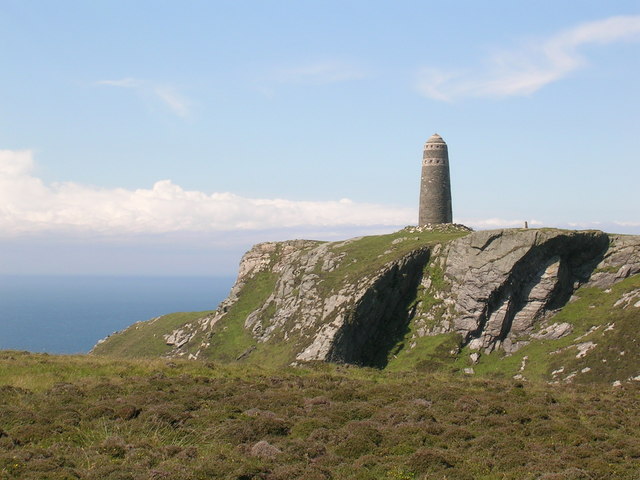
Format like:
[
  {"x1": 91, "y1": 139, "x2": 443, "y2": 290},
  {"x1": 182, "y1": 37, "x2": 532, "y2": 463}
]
[
  {"x1": 417, "y1": 15, "x2": 640, "y2": 101},
  {"x1": 0, "y1": 150, "x2": 415, "y2": 236},
  {"x1": 1, "y1": 150, "x2": 634, "y2": 239}
]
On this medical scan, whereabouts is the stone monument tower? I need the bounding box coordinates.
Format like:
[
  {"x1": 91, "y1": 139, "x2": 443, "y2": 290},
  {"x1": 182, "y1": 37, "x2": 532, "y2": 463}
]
[{"x1": 418, "y1": 133, "x2": 452, "y2": 225}]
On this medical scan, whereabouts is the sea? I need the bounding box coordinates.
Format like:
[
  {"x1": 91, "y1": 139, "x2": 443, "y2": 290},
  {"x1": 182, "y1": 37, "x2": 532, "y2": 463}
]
[{"x1": 0, "y1": 275, "x2": 235, "y2": 354}]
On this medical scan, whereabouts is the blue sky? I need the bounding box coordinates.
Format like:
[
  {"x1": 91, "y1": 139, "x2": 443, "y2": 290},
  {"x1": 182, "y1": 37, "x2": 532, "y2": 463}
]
[{"x1": 1, "y1": 1, "x2": 639, "y2": 275}]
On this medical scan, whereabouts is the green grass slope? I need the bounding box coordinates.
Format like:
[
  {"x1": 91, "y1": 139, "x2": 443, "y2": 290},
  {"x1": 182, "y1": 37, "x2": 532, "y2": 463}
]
[
  {"x1": 201, "y1": 270, "x2": 279, "y2": 363},
  {"x1": 1, "y1": 351, "x2": 639, "y2": 479},
  {"x1": 91, "y1": 311, "x2": 214, "y2": 358},
  {"x1": 315, "y1": 227, "x2": 469, "y2": 295}
]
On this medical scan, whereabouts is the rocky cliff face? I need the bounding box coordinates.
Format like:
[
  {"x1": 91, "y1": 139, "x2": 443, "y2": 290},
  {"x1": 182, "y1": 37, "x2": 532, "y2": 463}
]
[
  {"x1": 442, "y1": 229, "x2": 610, "y2": 353},
  {"x1": 139, "y1": 227, "x2": 469, "y2": 365},
  {"x1": 93, "y1": 227, "x2": 640, "y2": 382}
]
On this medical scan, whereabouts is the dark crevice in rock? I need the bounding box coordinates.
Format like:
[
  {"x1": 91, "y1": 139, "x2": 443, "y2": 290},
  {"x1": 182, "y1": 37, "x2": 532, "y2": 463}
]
[
  {"x1": 473, "y1": 231, "x2": 504, "y2": 252},
  {"x1": 466, "y1": 232, "x2": 610, "y2": 348},
  {"x1": 326, "y1": 248, "x2": 431, "y2": 368},
  {"x1": 496, "y1": 255, "x2": 561, "y2": 341}
]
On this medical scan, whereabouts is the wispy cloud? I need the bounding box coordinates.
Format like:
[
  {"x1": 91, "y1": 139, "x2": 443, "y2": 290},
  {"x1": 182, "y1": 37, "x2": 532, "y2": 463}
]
[
  {"x1": 96, "y1": 77, "x2": 191, "y2": 117},
  {"x1": 153, "y1": 86, "x2": 190, "y2": 118},
  {"x1": 273, "y1": 60, "x2": 366, "y2": 85},
  {"x1": 96, "y1": 78, "x2": 142, "y2": 88},
  {"x1": 0, "y1": 150, "x2": 413, "y2": 237},
  {"x1": 417, "y1": 15, "x2": 640, "y2": 101}
]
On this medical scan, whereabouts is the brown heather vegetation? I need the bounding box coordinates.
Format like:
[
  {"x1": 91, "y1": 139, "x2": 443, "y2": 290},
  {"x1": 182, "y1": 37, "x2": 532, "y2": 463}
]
[{"x1": 0, "y1": 351, "x2": 639, "y2": 479}]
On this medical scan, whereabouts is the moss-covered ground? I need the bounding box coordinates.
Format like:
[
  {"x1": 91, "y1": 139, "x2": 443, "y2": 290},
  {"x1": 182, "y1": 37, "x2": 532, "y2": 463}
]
[
  {"x1": 386, "y1": 333, "x2": 462, "y2": 373},
  {"x1": 0, "y1": 351, "x2": 639, "y2": 479}
]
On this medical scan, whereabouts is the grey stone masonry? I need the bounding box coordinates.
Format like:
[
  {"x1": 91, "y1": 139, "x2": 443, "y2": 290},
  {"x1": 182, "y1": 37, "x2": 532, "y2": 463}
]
[{"x1": 419, "y1": 133, "x2": 452, "y2": 225}]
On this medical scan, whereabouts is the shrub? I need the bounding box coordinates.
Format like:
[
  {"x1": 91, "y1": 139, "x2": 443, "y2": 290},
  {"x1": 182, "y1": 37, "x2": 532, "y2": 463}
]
[
  {"x1": 99, "y1": 436, "x2": 128, "y2": 458},
  {"x1": 407, "y1": 447, "x2": 456, "y2": 473},
  {"x1": 290, "y1": 417, "x2": 329, "y2": 438},
  {"x1": 334, "y1": 421, "x2": 383, "y2": 459}
]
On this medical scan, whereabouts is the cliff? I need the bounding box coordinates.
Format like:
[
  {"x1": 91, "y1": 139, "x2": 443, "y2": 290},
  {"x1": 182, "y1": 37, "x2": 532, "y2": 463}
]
[{"x1": 92, "y1": 227, "x2": 640, "y2": 383}]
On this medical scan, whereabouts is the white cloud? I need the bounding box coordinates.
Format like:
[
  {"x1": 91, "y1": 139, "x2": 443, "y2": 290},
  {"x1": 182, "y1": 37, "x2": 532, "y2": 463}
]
[
  {"x1": 459, "y1": 218, "x2": 544, "y2": 230},
  {"x1": 96, "y1": 78, "x2": 191, "y2": 117},
  {"x1": 614, "y1": 221, "x2": 640, "y2": 227},
  {"x1": 0, "y1": 150, "x2": 413, "y2": 237},
  {"x1": 273, "y1": 60, "x2": 366, "y2": 85},
  {"x1": 417, "y1": 15, "x2": 640, "y2": 101},
  {"x1": 567, "y1": 221, "x2": 602, "y2": 228}
]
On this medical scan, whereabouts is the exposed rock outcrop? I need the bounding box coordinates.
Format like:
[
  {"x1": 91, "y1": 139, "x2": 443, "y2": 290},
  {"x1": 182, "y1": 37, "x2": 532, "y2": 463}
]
[
  {"x1": 96, "y1": 227, "x2": 640, "y2": 372},
  {"x1": 588, "y1": 234, "x2": 640, "y2": 288},
  {"x1": 229, "y1": 239, "x2": 431, "y2": 367},
  {"x1": 440, "y1": 229, "x2": 610, "y2": 353}
]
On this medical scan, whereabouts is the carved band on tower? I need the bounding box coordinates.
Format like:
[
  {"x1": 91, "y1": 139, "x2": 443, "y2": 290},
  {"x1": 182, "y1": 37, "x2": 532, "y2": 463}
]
[{"x1": 419, "y1": 133, "x2": 452, "y2": 226}]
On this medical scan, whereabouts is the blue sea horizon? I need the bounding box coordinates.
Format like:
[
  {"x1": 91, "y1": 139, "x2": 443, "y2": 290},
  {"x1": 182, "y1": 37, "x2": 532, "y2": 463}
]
[{"x1": 0, "y1": 275, "x2": 235, "y2": 354}]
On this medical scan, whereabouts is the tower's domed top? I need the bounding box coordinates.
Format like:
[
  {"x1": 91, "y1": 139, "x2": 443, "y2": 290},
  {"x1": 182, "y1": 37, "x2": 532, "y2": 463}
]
[{"x1": 426, "y1": 133, "x2": 446, "y2": 144}]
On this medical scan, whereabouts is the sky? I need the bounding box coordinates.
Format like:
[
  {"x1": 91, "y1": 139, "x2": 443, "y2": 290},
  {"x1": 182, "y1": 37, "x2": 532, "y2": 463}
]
[{"x1": 1, "y1": 0, "x2": 639, "y2": 275}]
